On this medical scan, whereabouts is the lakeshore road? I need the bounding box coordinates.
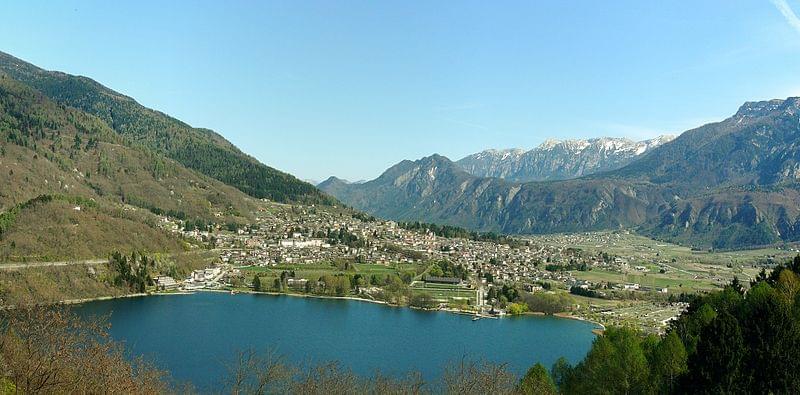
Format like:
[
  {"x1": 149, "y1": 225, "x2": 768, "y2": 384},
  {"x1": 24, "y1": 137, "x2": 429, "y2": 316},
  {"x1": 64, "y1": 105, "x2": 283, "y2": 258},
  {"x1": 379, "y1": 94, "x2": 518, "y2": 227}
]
[
  {"x1": 0, "y1": 259, "x2": 109, "y2": 270},
  {"x1": 0, "y1": 249, "x2": 217, "y2": 271}
]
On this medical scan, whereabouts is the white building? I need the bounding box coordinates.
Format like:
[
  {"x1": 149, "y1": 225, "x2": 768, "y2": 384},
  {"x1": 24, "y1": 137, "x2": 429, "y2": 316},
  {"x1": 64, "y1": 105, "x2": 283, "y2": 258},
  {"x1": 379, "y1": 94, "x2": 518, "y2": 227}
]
[
  {"x1": 155, "y1": 276, "x2": 178, "y2": 290},
  {"x1": 279, "y1": 239, "x2": 324, "y2": 248}
]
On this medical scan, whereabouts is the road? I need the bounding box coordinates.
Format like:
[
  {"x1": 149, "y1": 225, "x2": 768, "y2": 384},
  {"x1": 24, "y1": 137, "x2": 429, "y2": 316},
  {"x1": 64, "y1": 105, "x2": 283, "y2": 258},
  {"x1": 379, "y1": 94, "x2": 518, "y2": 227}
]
[
  {"x1": 0, "y1": 259, "x2": 108, "y2": 270},
  {"x1": 0, "y1": 250, "x2": 215, "y2": 271}
]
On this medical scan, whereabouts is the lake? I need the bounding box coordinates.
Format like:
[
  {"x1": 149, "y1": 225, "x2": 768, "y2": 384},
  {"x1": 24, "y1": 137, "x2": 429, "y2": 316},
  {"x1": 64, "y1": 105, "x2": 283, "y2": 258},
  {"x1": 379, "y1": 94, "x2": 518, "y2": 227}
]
[{"x1": 74, "y1": 292, "x2": 598, "y2": 391}]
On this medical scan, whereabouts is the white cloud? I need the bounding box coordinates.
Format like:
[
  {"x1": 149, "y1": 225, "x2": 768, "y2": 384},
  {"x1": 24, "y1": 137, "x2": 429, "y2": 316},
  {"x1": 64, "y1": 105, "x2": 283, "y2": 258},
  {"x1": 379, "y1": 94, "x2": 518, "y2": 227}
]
[{"x1": 772, "y1": 0, "x2": 800, "y2": 34}]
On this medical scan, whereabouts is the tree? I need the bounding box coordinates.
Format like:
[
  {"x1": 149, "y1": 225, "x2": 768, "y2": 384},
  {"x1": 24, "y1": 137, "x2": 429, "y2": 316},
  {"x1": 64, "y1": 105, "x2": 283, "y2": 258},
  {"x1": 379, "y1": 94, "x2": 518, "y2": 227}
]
[
  {"x1": 518, "y1": 363, "x2": 556, "y2": 395},
  {"x1": 522, "y1": 292, "x2": 573, "y2": 315},
  {"x1": 650, "y1": 331, "x2": 687, "y2": 393},
  {"x1": 409, "y1": 292, "x2": 437, "y2": 309},
  {"x1": 442, "y1": 359, "x2": 516, "y2": 394},
  {"x1": 252, "y1": 275, "x2": 262, "y2": 291},
  {"x1": 0, "y1": 306, "x2": 167, "y2": 393},
  {"x1": 334, "y1": 276, "x2": 350, "y2": 296},
  {"x1": 682, "y1": 310, "x2": 745, "y2": 393},
  {"x1": 563, "y1": 327, "x2": 651, "y2": 394},
  {"x1": 106, "y1": 251, "x2": 149, "y2": 292},
  {"x1": 506, "y1": 302, "x2": 528, "y2": 315},
  {"x1": 550, "y1": 357, "x2": 573, "y2": 389},
  {"x1": 428, "y1": 264, "x2": 444, "y2": 277},
  {"x1": 730, "y1": 276, "x2": 745, "y2": 295},
  {"x1": 738, "y1": 280, "x2": 800, "y2": 392}
]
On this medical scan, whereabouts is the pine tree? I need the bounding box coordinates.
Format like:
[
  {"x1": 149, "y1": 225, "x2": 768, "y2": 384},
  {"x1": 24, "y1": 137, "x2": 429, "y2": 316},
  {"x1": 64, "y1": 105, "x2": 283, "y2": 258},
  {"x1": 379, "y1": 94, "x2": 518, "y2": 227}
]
[{"x1": 518, "y1": 363, "x2": 557, "y2": 395}]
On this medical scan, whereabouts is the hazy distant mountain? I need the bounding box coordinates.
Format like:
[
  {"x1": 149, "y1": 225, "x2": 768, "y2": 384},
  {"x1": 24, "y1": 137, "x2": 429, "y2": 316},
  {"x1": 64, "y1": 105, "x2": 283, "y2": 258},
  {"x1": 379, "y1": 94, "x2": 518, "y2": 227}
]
[
  {"x1": 321, "y1": 97, "x2": 800, "y2": 249},
  {"x1": 456, "y1": 136, "x2": 674, "y2": 182}
]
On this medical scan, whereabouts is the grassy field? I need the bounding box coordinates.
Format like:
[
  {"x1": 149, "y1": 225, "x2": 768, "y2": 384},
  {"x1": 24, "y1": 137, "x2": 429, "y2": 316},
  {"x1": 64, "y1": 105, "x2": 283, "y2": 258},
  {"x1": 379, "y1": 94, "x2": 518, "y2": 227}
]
[
  {"x1": 409, "y1": 282, "x2": 476, "y2": 304},
  {"x1": 567, "y1": 292, "x2": 684, "y2": 333},
  {"x1": 541, "y1": 231, "x2": 795, "y2": 267},
  {"x1": 570, "y1": 268, "x2": 722, "y2": 293},
  {"x1": 523, "y1": 231, "x2": 797, "y2": 331},
  {"x1": 239, "y1": 262, "x2": 427, "y2": 283},
  {"x1": 530, "y1": 231, "x2": 793, "y2": 291}
]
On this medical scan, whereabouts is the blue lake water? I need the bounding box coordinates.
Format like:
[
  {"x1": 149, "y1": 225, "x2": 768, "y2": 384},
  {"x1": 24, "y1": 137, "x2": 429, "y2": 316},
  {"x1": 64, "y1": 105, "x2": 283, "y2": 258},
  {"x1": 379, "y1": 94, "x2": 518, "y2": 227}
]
[{"x1": 74, "y1": 292, "x2": 598, "y2": 391}]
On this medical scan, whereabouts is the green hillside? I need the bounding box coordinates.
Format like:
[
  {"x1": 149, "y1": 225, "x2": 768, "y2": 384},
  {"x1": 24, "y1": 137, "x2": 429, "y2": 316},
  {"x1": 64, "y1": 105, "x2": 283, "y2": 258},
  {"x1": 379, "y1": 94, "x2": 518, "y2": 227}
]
[
  {"x1": 0, "y1": 51, "x2": 334, "y2": 205},
  {"x1": 0, "y1": 71, "x2": 259, "y2": 260}
]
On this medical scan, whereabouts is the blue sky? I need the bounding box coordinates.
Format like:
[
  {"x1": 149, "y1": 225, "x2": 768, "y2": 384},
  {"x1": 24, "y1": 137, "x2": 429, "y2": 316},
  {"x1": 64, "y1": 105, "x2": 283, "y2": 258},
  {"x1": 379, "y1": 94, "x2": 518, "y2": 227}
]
[{"x1": 2, "y1": 1, "x2": 800, "y2": 182}]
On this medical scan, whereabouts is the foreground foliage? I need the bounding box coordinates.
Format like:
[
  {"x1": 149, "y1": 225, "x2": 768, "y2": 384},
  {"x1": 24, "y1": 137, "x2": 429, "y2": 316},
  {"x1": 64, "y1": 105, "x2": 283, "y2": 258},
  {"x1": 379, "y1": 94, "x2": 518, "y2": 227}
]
[
  {"x1": 556, "y1": 256, "x2": 800, "y2": 394},
  {"x1": 0, "y1": 307, "x2": 167, "y2": 393}
]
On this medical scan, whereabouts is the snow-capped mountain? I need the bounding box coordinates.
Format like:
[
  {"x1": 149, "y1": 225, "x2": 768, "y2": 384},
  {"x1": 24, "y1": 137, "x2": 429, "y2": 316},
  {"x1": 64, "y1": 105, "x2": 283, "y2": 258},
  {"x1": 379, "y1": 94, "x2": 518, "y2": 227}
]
[{"x1": 455, "y1": 136, "x2": 674, "y2": 182}]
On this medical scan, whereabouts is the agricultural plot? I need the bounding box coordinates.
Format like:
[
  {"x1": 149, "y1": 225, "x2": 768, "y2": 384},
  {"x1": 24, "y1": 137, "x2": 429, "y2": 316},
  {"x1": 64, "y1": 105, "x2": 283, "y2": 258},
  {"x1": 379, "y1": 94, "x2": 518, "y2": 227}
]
[{"x1": 529, "y1": 231, "x2": 795, "y2": 289}]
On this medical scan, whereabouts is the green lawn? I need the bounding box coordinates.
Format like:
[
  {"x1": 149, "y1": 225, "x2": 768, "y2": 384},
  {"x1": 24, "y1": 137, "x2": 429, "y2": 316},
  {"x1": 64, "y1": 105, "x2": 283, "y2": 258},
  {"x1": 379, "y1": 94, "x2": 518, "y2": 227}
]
[
  {"x1": 239, "y1": 262, "x2": 427, "y2": 283},
  {"x1": 571, "y1": 268, "x2": 722, "y2": 292},
  {"x1": 409, "y1": 281, "x2": 475, "y2": 303}
]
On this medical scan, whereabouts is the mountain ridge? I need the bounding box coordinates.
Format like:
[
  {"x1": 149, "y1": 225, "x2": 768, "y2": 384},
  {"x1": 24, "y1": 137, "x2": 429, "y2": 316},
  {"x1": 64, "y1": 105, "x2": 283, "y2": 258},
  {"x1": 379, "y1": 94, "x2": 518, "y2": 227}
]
[
  {"x1": 456, "y1": 135, "x2": 674, "y2": 182},
  {"x1": 321, "y1": 97, "x2": 800, "y2": 249}
]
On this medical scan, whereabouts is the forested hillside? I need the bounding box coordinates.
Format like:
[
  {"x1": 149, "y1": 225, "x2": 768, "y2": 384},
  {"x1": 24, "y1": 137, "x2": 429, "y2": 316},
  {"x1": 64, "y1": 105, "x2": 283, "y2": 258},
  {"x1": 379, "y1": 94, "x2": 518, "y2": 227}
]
[
  {"x1": 0, "y1": 71, "x2": 258, "y2": 260},
  {"x1": 0, "y1": 51, "x2": 334, "y2": 205}
]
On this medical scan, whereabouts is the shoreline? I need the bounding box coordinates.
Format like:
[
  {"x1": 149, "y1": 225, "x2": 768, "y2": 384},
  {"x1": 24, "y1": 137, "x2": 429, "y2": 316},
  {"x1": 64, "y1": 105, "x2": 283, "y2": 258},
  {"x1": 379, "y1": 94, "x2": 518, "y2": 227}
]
[
  {"x1": 202, "y1": 288, "x2": 505, "y2": 318},
  {"x1": 554, "y1": 312, "x2": 606, "y2": 333},
  {"x1": 58, "y1": 290, "x2": 200, "y2": 306},
  {"x1": 23, "y1": 288, "x2": 605, "y2": 332},
  {"x1": 58, "y1": 292, "x2": 149, "y2": 305},
  {"x1": 195, "y1": 289, "x2": 602, "y2": 327},
  {"x1": 199, "y1": 288, "x2": 392, "y2": 306}
]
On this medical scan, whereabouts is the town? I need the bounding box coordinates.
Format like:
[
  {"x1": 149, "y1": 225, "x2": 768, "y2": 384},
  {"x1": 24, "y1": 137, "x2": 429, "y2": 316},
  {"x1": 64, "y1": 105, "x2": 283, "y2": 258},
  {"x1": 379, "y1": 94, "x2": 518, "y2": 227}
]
[{"x1": 149, "y1": 201, "x2": 790, "y2": 333}]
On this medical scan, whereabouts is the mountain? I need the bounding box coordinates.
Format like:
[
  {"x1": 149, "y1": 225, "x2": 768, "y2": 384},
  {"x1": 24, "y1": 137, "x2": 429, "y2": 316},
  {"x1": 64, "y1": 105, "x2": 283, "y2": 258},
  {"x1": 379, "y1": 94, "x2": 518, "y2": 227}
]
[
  {"x1": 321, "y1": 153, "x2": 656, "y2": 234},
  {"x1": 0, "y1": 69, "x2": 268, "y2": 260},
  {"x1": 321, "y1": 98, "x2": 800, "y2": 249},
  {"x1": 455, "y1": 136, "x2": 673, "y2": 182},
  {"x1": 0, "y1": 51, "x2": 333, "y2": 205}
]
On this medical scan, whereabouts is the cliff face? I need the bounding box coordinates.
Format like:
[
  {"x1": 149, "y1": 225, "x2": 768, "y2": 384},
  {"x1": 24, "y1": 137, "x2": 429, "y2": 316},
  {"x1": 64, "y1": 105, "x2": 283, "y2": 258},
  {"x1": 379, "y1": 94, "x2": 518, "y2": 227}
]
[{"x1": 456, "y1": 136, "x2": 673, "y2": 182}]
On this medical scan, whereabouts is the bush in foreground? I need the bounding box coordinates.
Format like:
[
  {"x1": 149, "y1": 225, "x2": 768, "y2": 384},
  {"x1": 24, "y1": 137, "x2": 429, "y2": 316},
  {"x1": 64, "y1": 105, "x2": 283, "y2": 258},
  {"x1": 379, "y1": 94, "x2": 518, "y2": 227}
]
[{"x1": 0, "y1": 306, "x2": 168, "y2": 393}]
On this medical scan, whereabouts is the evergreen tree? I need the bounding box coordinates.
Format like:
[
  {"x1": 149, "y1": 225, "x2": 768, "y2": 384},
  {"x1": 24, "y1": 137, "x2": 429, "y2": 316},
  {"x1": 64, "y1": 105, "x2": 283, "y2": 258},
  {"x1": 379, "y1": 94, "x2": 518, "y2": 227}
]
[
  {"x1": 683, "y1": 310, "x2": 745, "y2": 393},
  {"x1": 650, "y1": 331, "x2": 687, "y2": 393},
  {"x1": 550, "y1": 357, "x2": 573, "y2": 390},
  {"x1": 517, "y1": 363, "x2": 556, "y2": 395}
]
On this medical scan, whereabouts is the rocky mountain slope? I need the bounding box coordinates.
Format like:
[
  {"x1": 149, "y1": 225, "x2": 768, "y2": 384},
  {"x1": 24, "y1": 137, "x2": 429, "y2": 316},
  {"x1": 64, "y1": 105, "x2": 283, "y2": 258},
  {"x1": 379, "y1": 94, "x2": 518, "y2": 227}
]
[
  {"x1": 321, "y1": 98, "x2": 800, "y2": 249},
  {"x1": 456, "y1": 136, "x2": 673, "y2": 182}
]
